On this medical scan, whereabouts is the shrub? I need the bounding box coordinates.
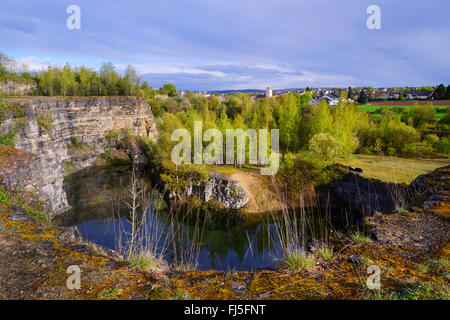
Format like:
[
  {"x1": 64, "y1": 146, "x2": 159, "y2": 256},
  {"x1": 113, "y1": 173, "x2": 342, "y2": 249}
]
[
  {"x1": 37, "y1": 112, "x2": 54, "y2": 131},
  {"x1": 435, "y1": 138, "x2": 450, "y2": 155},
  {"x1": 160, "y1": 161, "x2": 210, "y2": 198},
  {"x1": 0, "y1": 130, "x2": 16, "y2": 146},
  {"x1": 308, "y1": 133, "x2": 338, "y2": 162},
  {"x1": 401, "y1": 103, "x2": 435, "y2": 128},
  {"x1": 425, "y1": 134, "x2": 439, "y2": 146}
]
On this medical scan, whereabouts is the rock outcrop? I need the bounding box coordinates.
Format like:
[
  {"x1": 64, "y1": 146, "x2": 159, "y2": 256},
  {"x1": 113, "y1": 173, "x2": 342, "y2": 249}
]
[
  {"x1": 0, "y1": 81, "x2": 36, "y2": 95},
  {"x1": 0, "y1": 97, "x2": 157, "y2": 216},
  {"x1": 325, "y1": 168, "x2": 409, "y2": 214},
  {"x1": 203, "y1": 172, "x2": 250, "y2": 209}
]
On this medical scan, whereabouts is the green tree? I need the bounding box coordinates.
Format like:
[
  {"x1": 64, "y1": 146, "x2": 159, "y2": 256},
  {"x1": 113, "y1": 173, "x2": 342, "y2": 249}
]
[
  {"x1": 121, "y1": 64, "x2": 139, "y2": 96},
  {"x1": 357, "y1": 90, "x2": 368, "y2": 104},
  {"x1": 100, "y1": 62, "x2": 119, "y2": 95},
  {"x1": 161, "y1": 83, "x2": 177, "y2": 97},
  {"x1": 311, "y1": 99, "x2": 333, "y2": 136},
  {"x1": 435, "y1": 84, "x2": 447, "y2": 100},
  {"x1": 401, "y1": 103, "x2": 435, "y2": 128},
  {"x1": 308, "y1": 133, "x2": 338, "y2": 162}
]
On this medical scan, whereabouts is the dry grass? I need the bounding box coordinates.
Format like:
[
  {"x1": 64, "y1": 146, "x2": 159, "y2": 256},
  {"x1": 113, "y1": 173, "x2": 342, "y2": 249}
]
[{"x1": 337, "y1": 154, "x2": 450, "y2": 184}]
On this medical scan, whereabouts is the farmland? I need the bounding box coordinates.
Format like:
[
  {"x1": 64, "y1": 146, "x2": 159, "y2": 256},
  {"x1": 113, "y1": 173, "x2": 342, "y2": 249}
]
[{"x1": 359, "y1": 101, "x2": 449, "y2": 119}]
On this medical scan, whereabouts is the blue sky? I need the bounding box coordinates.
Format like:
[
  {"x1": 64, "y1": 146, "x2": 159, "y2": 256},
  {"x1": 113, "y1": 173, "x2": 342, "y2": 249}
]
[{"x1": 0, "y1": 0, "x2": 449, "y2": 90}]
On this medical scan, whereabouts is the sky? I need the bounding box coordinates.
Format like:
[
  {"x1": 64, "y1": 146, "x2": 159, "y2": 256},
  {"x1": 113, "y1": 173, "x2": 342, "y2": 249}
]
[{"x1": 0, "y1": 0, "x2": 449, "y2": 91}]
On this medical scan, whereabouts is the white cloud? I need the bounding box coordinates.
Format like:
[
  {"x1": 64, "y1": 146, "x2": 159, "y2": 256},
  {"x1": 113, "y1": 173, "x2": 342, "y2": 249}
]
[
  {"x1": 15, "y1": 56, "x2": 52, "y2": 72},
  {"x1": 117, "y1": 63, "x2": 226, "y2": 77}
]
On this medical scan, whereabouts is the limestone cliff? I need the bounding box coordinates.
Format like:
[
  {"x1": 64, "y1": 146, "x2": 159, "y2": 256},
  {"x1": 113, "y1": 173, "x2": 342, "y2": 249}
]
[
  {"x1": 0, "y1": 96, "x2": 157, "y2": 216},
  {"x1": 0, "y1": 81, "x2": 36, "y2": 95}
]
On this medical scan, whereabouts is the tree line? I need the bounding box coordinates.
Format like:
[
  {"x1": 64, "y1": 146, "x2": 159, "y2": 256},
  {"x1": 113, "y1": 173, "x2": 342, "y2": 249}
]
[
  {"x1": 0, "y1": 52, "x2": 178, "y2": 97},
  {"x1": 149, "y1": 91, "x2": 450, "y2": 174}
]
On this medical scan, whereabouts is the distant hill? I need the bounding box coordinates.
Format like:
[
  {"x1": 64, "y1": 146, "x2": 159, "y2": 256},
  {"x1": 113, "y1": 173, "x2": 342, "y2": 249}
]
[{"x1": 207, "y1": 89, "x2": 265, "y2": 94}]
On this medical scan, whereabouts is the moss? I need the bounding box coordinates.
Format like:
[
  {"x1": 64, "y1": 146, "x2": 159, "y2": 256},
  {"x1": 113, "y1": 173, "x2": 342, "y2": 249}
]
[{"x1": 97, "y1": 287, "x2": 123, "y2": 300}]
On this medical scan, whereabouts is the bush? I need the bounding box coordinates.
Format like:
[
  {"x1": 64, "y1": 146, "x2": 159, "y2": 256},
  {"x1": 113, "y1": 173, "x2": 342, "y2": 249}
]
[
  {"x1": 37, "y1": 112, "x2": 54, "y2": 131},
  {"x1": 436, "y1": 138, "x2": 450, "y2": 155},
  {"x1": 401, "y1": 103, "x2": 435, "y2": 128},
  {"x1": 308, "y1": 133, "x2": 338, "y2": 162},
  {"x1": 0, "y1": 130, "x2": 15, "y2": 146},
  {"x1": 160, "y1": 161, "x2": 210, "y2": 198},
  {"x1": 425, "y1": 134, "x2": 440, "y2": 146},
  {"x1": 280, "y1": 152, "x2": 294, "y2": 172}
]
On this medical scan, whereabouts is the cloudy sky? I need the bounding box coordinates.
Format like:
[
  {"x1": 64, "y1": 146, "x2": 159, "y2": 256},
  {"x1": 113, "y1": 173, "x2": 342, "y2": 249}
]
[{"x1": 0, "y1": 0, "x2": 449, "y2": 90}]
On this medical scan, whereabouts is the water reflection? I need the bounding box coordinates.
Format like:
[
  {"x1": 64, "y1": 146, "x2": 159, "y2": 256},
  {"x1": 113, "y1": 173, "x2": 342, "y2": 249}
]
[{"x1": 59, "y1": 166, "x2": 353, "y2": 271}]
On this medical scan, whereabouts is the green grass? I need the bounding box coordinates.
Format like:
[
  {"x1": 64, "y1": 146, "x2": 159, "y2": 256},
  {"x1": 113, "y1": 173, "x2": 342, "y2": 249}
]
[
  {"x1": 337, "y1": 154, "x2": 450, "y2": 184},
  {"x1": 317, "y1": 246, "x2": 334, "y2": 262},
  {"x1": 362, "y1": 282, "x2": 449, "y2": 300},
  {"x1": 350, "y1": 232, "x2": 370, "y2": 245},
  {"x1": 171, "y1": 290, "x2": 193, "y2": 300},
  {"x1": 97, "y1": 287, "x2": 123, "y2": 300},
  {"x1": 205, "y1": 163, "x2": 259, "y2": 176},
  {"x1": 282, "y1": 251, "x2": 316, "y2": 273},
  {"x1": 129, "y1": 251, "x2": 169, "y2": 273},
  {"x1": 0, "y1": 186, "x2": 48, "y2": 221},
  {"x1": 359, "y1": 104, "x2": 447, "y2": 120},
  {"x1": 428, "y1": 258, "x2": 450, "y2": 273}
]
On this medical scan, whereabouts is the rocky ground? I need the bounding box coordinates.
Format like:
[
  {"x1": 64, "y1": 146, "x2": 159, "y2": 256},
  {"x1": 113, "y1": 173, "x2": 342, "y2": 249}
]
[{"x1": 0, "y1": 166, "x2": 448, "y2": 300}]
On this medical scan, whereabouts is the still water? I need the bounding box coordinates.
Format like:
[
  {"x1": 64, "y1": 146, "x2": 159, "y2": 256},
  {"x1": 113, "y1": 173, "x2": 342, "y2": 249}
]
[{"x1": 58, "y1": 166, "x2": 353, "y2": 271}]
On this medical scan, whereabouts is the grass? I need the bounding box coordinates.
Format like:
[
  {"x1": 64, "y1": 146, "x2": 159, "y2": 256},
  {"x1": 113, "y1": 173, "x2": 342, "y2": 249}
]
[
  {"x1": 0, "y1": 185, "x2": 48, "y2": 221},
  {"x1": 359, "y1": 104, "x2": 448, "y2": 120},
  {"x1": 317, "y1": 246, "x2": 334, "y2": 262},
  {"x1": 362, "y1": 282, "x2": 449, "y2": 300},
  {"x1": 129, "y1": 251, "x2": 169, "y2": 273},
  {"x1": 427, "y1": 258, "x2": 450, "y2": 274},
  {"x1": 337, "y1": 154, "x2": 450, "y2": 184},
  {"x1": 281, "y1": 251, "x2": 316, "y2": 273},
  {"x1": 171, "y1": 291, "x2": 192, "y2": 300},
  {"x1": 97, "y1": 287, "x2": 123, "y2": 300},
  {"x1": 350, "y1": 232, "x2": 370, "y2": 245}
]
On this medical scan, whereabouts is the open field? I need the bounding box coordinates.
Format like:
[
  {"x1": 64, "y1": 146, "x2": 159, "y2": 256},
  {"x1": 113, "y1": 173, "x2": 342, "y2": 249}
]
[
  {"x1": 366, "y1": 100, "x2": 450, "y2": 106},
  {"x1": 337, "y1": 154, "x2": 450, "y2": 184},
  {"x1": 359, "y1": 103, "x2": 448, "y2": 119}
]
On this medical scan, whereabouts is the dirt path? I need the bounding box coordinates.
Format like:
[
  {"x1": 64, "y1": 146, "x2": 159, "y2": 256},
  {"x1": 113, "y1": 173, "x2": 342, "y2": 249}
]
[{"x1": 231, "y1": 172, "x2": 283, "y2": 213}]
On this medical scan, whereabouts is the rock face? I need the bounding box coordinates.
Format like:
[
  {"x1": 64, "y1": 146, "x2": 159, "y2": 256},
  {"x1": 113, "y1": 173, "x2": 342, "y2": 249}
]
[
  {"x1": 0, "y1": 81, "x2": 36, "y2": 95},
  {"x1": 184, "y1": 171, "x2": 250, "y2": 210},
  {"x1": 325, "y1": 169, "x2": 409, "y2": 214},
  {"x1": 203, "y1": 172, "x2": 250, "y2": 209},
  {"x1": 0, "y1": 97, "x2": 157, "y2": 216}
]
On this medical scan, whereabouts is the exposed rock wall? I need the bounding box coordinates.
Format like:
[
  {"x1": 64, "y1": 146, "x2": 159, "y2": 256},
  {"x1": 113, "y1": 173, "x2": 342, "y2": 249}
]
[
  {"x1": 184, "y1": 172, "x2": 250, "y2": 210},
  {"x1": 0, "y1": 97, "x2": 157, "y2": 216},
  {"x1": 204, "y1": 172, "x2": 250, "y2": 209},
  {"x1": 325, "y1": 169, "x2": 409, "y2": 214},
  {"x1": 0, "y1": 81, "x2": 36, "y2": 95}
]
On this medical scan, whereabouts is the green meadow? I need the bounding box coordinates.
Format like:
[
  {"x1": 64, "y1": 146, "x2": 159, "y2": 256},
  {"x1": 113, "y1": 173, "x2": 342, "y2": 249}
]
[{"x1": 359, "y1": 104, "x2": 448, "y2": 119}]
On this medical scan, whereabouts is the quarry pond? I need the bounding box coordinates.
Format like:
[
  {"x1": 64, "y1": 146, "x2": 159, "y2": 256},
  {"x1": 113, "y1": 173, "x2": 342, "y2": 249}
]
[{"x1": 57, "y1": 166, "x2": 359, "y2": 271}]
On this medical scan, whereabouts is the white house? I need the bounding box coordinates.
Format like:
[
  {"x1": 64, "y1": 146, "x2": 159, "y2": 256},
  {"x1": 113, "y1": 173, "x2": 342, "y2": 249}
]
[
  {"x1": 307, "y1": 95, "x2": 339, "y2": 106},
  {"x1": 266, "y1": 86, "x2": 273, "y2": 98}
]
